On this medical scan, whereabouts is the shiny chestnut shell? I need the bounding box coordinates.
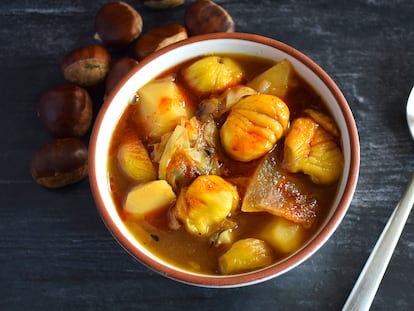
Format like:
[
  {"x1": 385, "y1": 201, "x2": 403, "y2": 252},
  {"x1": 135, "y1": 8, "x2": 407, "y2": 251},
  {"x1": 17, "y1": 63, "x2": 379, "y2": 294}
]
[
  {"x1": 95, "y1": 1, "x2": 143, "y2": 49},
  {"x1": 134, "y1": 24, "x2": 187, "y2": 60},
  {"x1": 30, "y1": 138, "x2": 88, "y2": 188},
  {"x1": 142, "y1": 0, "x2": 184, "y2": 10},
  {"x1": 39, "y1": 83, "x2": 93, "y2": 138},
  {"x1": 105, "y1": 57, "x2": 139, "y2": 97},
  {"x1": 185, "y1": 0, "x2": 235, "y2": 36},
  {"x1": 61, "y1": 45, "x2": 111, "y2": 86}
]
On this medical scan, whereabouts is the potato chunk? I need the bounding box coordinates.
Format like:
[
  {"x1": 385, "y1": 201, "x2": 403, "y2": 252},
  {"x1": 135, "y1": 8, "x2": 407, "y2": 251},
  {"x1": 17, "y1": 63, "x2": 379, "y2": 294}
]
[
  {"x1": 117, "y1": 131, "x2": 157, "y2": 182},
  {"x1": 259, "y1": 216, "x2": 305, "y2": 253},
  {"x1": 282, "y1": 116, "x2": 344, "y2": 185},
  {"x1": 135, "y1": 76, "x2": 191, "y2": 141},
  {"x1": 218, "y1": 238, "x2": 274, "y2": 275},
  {"x1": 124, "y1": 180, "x2": 176, "y2": 217},
  {"x1": 182, "y1": 56, "x2": 244, "y2": 95},
  {"x1": 247, "y1": 59, "x2": 296, "y2": 99},
  {"x1": 173, "y1": 175, "x2": 239, "y2": 237},
  {"x1": 220, "y1": 94, "x2": 290, "y2": 162}
]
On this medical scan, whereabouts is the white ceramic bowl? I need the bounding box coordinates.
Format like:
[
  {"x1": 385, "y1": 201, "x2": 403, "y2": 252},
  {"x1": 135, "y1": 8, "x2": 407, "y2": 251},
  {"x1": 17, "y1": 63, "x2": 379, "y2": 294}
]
[{"x1": 89, "y1": 32, "x2": 360, "y2": 287}]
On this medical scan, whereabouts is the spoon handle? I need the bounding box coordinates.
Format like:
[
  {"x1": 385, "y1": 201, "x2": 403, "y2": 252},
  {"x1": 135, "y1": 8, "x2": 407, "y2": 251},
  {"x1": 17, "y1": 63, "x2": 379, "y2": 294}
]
[{"x1": 342, "y1": 173, "x2": 414, "y2": 311}]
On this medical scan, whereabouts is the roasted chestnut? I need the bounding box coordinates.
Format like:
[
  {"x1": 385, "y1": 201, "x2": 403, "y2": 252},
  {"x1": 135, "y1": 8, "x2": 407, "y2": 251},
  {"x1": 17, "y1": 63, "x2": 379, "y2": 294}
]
[
  {"x1": 105, "y1": 57, "x2": 139, "y2": 97},
  {"x1": 142, "y1": 0, "x2": 184, "y2": 9},
  {"x1": 39, "y1": 83, "x2": 93, "y2": 138},
  {"x1": 95, "y1": 1, "x2": 143, "y2": 49},
  {"x1": 134, "y1": 24, "x2": 187, "y2": 60},
  {"x1": 185, "y1": 0, "x2": 235, "y2": 36},
  {"x1": 61, "y1": 45, "x2": 111, "y2": 86},
  {"x1": 30, "y1": 138, "x2": 88, "y2": 188}
]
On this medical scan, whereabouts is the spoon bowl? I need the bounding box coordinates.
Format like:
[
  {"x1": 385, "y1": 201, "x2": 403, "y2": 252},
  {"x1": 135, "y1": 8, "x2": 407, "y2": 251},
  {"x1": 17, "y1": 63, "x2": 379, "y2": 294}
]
[{"x1": 406, "y1": 86, "x2": 414, "y2": 139}]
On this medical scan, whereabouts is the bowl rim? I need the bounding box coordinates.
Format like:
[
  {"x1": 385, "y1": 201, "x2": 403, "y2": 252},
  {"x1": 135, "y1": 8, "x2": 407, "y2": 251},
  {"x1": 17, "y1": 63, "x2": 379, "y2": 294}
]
[{"x1": 89, "y1": 32, "x2": 360, "y2": 288}]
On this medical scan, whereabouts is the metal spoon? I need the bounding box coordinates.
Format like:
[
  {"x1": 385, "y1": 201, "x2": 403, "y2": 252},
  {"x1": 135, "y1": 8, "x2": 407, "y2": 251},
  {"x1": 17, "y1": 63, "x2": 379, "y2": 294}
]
[{"x1": 342, "y1": 86, "x2": 414, "y2": 311}]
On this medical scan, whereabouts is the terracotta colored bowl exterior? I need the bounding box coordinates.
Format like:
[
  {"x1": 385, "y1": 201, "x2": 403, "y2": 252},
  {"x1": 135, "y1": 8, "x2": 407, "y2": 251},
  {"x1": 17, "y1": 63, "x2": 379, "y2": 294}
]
[{"x1": 89, "y1": 32, "x2": 360, "y2": 287}]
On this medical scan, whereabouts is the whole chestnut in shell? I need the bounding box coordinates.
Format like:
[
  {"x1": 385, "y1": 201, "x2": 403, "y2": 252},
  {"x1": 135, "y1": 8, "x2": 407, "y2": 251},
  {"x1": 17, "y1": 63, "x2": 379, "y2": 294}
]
[
  {"x1": 134, "y1": 24, "x2": 187, "y2": 60},
  {"x1": 142, "y1": 0, "x2": 184, "y2": 9},
  {"x1": 30, "y1": 138, "x2": 88, "y2": 188},
  {"x1": 61, "y1": 45, "x2": 111, "y2": 86},
  {"x1": 185, "y1": 0, "x2": 235, "y2": 36},
  {"x1": 105, "y1": 57, "x2": 140, "y2": 97},
  {"x1": 95, "y1": 1, "x2": 143, "y2": 49},
  {"x1": 39, "y1": 83, "x2": 93, "y2": 138}
]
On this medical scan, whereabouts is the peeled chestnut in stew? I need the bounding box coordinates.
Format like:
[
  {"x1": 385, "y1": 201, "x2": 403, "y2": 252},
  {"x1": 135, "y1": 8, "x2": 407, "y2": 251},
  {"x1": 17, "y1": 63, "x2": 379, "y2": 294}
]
[
  {"x1": 30, "y1": 138, "x2": 88, "y2": 188},
  {"x1": 95, "y1": 1, "x2": 143, "y2": 49},
  {"x1": 39, "y1": 83, "x2": 93, "y2": 138}
]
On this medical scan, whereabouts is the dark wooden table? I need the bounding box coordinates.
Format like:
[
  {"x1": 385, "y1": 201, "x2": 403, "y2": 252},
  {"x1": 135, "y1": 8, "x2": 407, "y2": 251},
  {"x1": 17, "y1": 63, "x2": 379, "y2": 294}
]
[{"x1": 1, "y1": 1, "x2": 413, "y2": 310}]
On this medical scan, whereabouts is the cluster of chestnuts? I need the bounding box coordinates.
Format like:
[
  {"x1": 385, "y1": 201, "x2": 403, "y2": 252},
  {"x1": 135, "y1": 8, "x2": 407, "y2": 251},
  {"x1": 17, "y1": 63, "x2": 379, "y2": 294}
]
[{"x1": 30, "y1": 0, "x2": 235, "y2": 188}]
